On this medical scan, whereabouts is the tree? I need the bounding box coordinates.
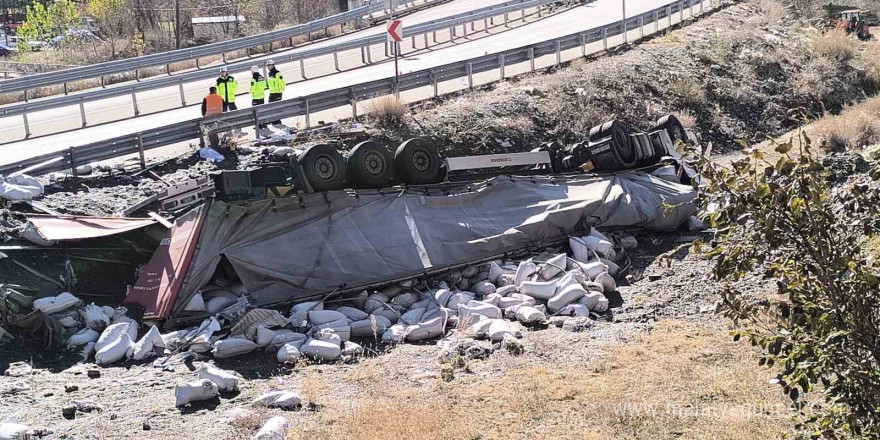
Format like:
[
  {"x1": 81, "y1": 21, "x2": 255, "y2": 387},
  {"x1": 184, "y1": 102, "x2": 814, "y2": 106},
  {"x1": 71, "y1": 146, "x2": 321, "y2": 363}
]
[
  {"x1": 688, "y1": 118, "x2": 880, "y2": 439},
  {"x1": 89, "y1": 0, "x2": 135, "y2": 58},
  {"x1": 17, "y1": 0, "x2": 78, "y2": 49}
]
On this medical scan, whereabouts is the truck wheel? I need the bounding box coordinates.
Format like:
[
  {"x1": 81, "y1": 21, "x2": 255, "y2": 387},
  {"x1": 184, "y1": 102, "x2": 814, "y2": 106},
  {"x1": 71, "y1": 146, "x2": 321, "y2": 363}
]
[
  {"x1": 298, "y1": 144, "x2": 347, "y2": 192},
  {"x1": 394, "y1": 138, "x2": 442, "y2": 184},
  {"x1": 589, "y1": 120, "x2": 628, "y2": 142},
  {"x1": 652, "y1": 115, "x2": 687, "y2": 145},
  {"x1": 348, "y1": 141, "x2": 394, "y2": 188},
  {"x1": 631, "y1": 133, "x2": 655, "y2": 166}
]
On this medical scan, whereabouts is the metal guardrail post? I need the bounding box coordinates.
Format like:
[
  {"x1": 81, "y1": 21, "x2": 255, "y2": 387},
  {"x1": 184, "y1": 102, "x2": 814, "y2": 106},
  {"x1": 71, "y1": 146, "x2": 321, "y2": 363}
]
[
  {"x1": 166, "y1": 64, "x2": 171, "y2": 75},
  {"x1": 412, "y1": 34, "x2": 417, "y2": 47},
  {"x1": 132, "y1": 92, "x2": 139, "y2": 116},
  {"x1": 581, "y1": 33, "x2": 586, "y2": 56},
  {"x1": 252, "y1": 108, "x2": 260, "y2": 138},
  {"x1": 101, "y1": 76, "x2": 105, "y2": 88},
  {"x1": 63, "y1": 83, "x2": 68, "y2": 95},
  {"x1": 466, "y1": 62, "x2": 473, "y2": 89},
  {"x1": 701, "y1": 0, "x2": 704, "y2": 13},
  {"x1": 424, "y1": 33, "x2": 429, "y2": 48},
  {"x1": 69, "y1": 147, "x2": 78, "y2": 179},
  {"x1": 135, "y1": 69, "x2": 140, "y2": 82},
  {"x1": 499, "y1": 53, "x2": 506, "y2": 78},
  {"x1": 334, "y1": 49, "x2": 340, "y2": 71},
  {"x1": 463, "y1": 23, "x2": 468, "y2": 37},
  {"x1": 504, "y1": 13, "x2": 509, "y2": 27},
  {"x1": 23, "y1": 89, "x2": 28, "y2": 102},
  {"x1": 668, "y1": 6, "x2": 672, "y2": 29},
  {"x1": 555, "y1": 40, "x2": 561, "y2": 66},
  {"x1": 361, "y1": 46, "x2": 367, "y2": 64},
  {"x1": 529, "y1": 47, "x2": 535, "y2": 71},
  {"x1": 304, "y1": 98, "x2": 311, "y2": 128},
  {"x1": 484, "y1": 17, "x2": 488, "y2": 30},
  {"x1": 385, "y1": 42, "x2": 390, "y2": 57},
  {"x1": 654, "y1": 11, "x2": 659, "y2": 32},
  {"x1": 639, "y1": 17, "x2": 644, "y2": 38},
  {"x1": 300, "y1": 59, "x2": 307, "y2": 79},
  {"x1": 179, "y1": 83, "x2": 186, "y2": 106},
  {"x1": 680, "y1": 0, "x2": 684, "y2": 23},
  {"x1": 432, "y1": 30, "x2": 437, "y2": 43},
  {"x1": 367, "y1": 45, "x2": 373, "y2": 63},
  {"x1": 537, "y1": 4, "x2": 542, "y2": 17},
  {"x1": 603, "y1": 28, "x2": 608, "y2": 50},
  {"x1": 196, "y1": 58, "x2": 201, "y2": 69},
  {"x1": 451, "y1": 26, "x2": 456, "y2": 38},
  {"x1": 431, "y1": 70, "x2": 438, "y2": 97},
  {"x1": 22, "y1": 113, "x2": 31, "y2": 138},
  {"x1": 350, "y1": 89, "x2": 358, "y2": 119},
  {"x1": 79, "y1": 101, "x2": 86, "y2": 127},
  {"x1": 137, "y1": 133, "x2": 146, "y2": 169}
]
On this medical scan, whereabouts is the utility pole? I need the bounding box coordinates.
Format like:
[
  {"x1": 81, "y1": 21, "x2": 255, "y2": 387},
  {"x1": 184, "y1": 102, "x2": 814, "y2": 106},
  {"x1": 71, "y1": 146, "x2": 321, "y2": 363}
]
[
  {"x1": 622, "y1": 0, "x2": 627, "y2": 44},
  {"x1": 174, "y1": 0, "x2": 181, "y2": 49}
]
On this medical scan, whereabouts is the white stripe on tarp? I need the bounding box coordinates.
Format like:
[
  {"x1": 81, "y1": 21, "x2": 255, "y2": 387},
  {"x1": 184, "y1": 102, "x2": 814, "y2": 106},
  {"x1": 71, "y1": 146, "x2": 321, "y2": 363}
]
[{"x1": 404, "y1": 201, "x2": 432, "y2": 269}]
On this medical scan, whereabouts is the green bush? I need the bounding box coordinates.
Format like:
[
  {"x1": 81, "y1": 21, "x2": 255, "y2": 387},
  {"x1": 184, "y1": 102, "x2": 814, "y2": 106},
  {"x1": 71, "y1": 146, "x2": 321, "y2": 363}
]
[{"x1": 688, "y1": 119, "x2": 880, "y2": 439}]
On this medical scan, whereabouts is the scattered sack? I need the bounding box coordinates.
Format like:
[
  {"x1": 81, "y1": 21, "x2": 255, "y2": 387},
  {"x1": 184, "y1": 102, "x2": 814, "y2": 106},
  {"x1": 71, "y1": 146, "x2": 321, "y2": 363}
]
[
  {"x1": 95, "y1": 332, "x2": 133, "y2": 365},
  {"x1": 266, "y1": 332, "x2": 308, "y2": 351},
  {"x1": 382, "y1": 324, "x2": 408, "y2": 343},
  {"x1": 334, "y1": 306, "x2": 368, "y2": 321},
  {"x1": 487, "y1": 319, "x2": 514, "y2": 342},
  {"x1": 289, "y1": 301, "x2": 323, "y2": 327},
  {"x1": 342, "y1": 341, "x2": 364, "y2": 358},
  {"x1": 254, "y1": 391, "x2": 301, "y2": 410},
  {"x1": 311, "y1": 319, "x2": 351, "y2": 341},
  {"x1": 198, "y1": 366, "x2": 240, "y2": 392},
  {"x1": 562, "y1": 317, "x2": 593, "y2": 332},
  {"x1": 68, "y1": 328, "x2": 100, "y2": 347},
  {"x1": 4, "y1": 362, "x2": 32, "y2": 377},
  {"x1": 471, "y1": 281, "x2": 496, "y2": 296},
  {"x1": 80, "y1": 342, "x2": 96, "y2": 361},
  {"x1": 350, "y1": 315, "x2": 391, "y2": 338},
  {"x1": 578, "y1": 291, "x2": 607, "y2": 311},
  {"x1": 276, "y1": 343, "x2": 301, "y2": 364},
  {"x1": 79, "y1": 304, "x2": 110, "y2": 331},
  {"x1": 0, "y1": 173, "x2": 44, "y2": 201},
  {"x1": 390, "y1": 292, "x2": 419, "y2": 308},
  {"x1": 514, "y1": 261, "x2": 537, "y2": 286},
  {"x1": 307, "y1": 310, "x2": 347, "y2": 326},
  {"x1": 32, "y1": 292, "x2": 80, "y2": 314},
  {"x1": 520, "y1": 280, "x2": 557, "y2": 300},
  {"x1": 253, "y1": 416, "x2": 289, "y2": 440},
  {"x1": 539, "y1": 254, "x2": 567, "y2": 280},
  {"x1": 128, "y1": 325, "x2": 165, "y2": 361},
  {"x1": 515, "y1": 306, "x2": 546, "y2": 325},
  {"x1": 405, "y1": 315, "x2": 446, "y2": 342},
  {"x1": 95, "y1": 321, "x2": 137, "y2": 352},
  {"x1": 594, "y1": 272, "x2": 617, "y2": 293},
  {"x1": 0, "y1": 423, "x2": 29, "y2": 440},
  {"x1": 175, "y1": 379, "x2": 219, "y2": 407},
  {"x1": 204, "y1": 292, "x2": 238, "y2": 314},
  {"x1": 212, "y1": 338, "x2": 258, "y2": 359},
  {"x1": 548, "y1": 285, "x2": 586, "y2": 313},
  {"x1": 459, "y1": 301, "x2": 501, "y2": 321}
]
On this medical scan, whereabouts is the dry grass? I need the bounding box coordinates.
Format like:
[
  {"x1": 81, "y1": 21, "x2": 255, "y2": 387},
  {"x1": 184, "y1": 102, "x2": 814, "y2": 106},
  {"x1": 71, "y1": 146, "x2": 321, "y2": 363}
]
[
  {"x1": 810, "y1": 29, "x2": 856, "y2": 62},
  {"x1": 747, "y1": 0, "x2": 785, "y2": 25},
  {"x1": 675, "y1": 109, "x2": 697, "y2": 129},
  {"x1": 365, "y1": 96, "x2": 409, "y2": 129},
  {"x1": 286, "y1": 321, "x2": 790, "y2": 440},
  {"x1": 668, "y1": 76, "x2": 705, "y2": 109},
  {"x1": 812, "y1": 97, "x2": 880, "y2": 151}
]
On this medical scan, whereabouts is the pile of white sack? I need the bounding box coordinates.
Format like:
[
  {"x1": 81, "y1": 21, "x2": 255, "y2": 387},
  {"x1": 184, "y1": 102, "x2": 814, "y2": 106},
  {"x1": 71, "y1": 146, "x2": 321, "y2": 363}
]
[{"x1": 165, "y1": 229, "x2": 629, "y2": 364}]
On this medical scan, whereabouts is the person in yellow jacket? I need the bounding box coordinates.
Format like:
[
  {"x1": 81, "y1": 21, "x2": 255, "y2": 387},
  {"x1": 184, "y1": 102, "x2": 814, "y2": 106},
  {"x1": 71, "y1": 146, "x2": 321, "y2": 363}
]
[
  {"x1": 216, "y1": 66, "x2": 237, "y2": 112},
  {"x1": 266, "y1": 59, "x2": 288, "y2": 129},
  {"x1": 250, "y1": 65, "x2": 270, "y2": 137}
]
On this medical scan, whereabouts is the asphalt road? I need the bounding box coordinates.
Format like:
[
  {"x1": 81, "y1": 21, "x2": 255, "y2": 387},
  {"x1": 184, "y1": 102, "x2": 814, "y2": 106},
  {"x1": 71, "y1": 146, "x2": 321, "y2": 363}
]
[{"x1": 0, "y1": 0, "x2": 699, "y2": 168}]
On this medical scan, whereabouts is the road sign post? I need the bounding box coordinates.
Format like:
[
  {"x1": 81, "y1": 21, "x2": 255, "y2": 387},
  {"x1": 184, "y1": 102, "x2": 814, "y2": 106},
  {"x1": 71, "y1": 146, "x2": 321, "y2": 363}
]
[{"x1": 387, "y1": 18, "x2": 403, "y2": 97}]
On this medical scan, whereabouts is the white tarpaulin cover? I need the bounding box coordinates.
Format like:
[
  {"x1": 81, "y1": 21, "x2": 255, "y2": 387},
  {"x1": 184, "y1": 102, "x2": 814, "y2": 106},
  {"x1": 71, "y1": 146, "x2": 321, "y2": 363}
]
[{"x1": 169, "y1": 173, "x2": 696, "y2": 318}]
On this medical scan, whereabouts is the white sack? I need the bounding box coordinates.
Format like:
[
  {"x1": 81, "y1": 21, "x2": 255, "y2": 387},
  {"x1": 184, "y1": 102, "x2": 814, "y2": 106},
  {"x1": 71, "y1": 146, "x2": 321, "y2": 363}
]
[
  {"x1": 488, "y1": 319, "x2": 514, "y2": 342},
  {"x1": 342, "y1": 341, "x2": 364, "y2": 357},
  {"x1": 300, "y1": 338, "x2": 342, "y2": 362},
  {"x1": 33, "y1": 292, "x2": 79, "y2": 315},
  {"x1": 515, "y1": 306, "x2": 546, "y2": 325},
  {"x1": 445, "y1": 292, "x2": 475, "y2": 311},
  {"x1": 198, "y1": 366, "x2": 240, "y2": 392},
  {"x1": 212, "y1": 338, "x2": 258, "y2": 359},
  {"x1": 495, "y1": 285, "x2": 518, "y2": 296},
  {"x1": 381, "y1": 324, "x2": 408, "y2": 343},
  {"x1": 363, "y1": 294, "x2": 390, "y2": 313},
  {"x1": 390, "y1": 292, "x2": 419, "y2": 308},
  {"x1": 369, "y1": 308, "x2": 399, "y2": 324},
  {"x1": 80, "y1": 342, "x2": 96, "y2": 361},
  {"x1": 514, "y1": 261, "x2": 537, "y2": 286},
  {"x1": 488, "y1": 262, "x2": 504, "y2": 284},
  {"x1": 0, "y1": 423, "x2": 29, "y2": 440},
  {"x1": 482, "y1": 293, "x2": 501, "y2": 307},
  {"x1": 399, "y1": 308, "x2": 426, "y2": 326},
  {"x1": 520, "y1": 280, "x2": 557, "y2": 300},
  {"x1": 334, "y1": 306, "x2": 368, "y2": 321},
  {"x1": 465, "y1": 319, "x2": 494, "y2": 339},
  {"x1": 253, "y1": 326, "x2": 279, "y2": 348},
  {"x1": 578, "y1": 291, "x2": 606, "y2": 310},
  {"x1": 68, "y1": 328, "x2": 100, "y2": 347},
  {"x1": 405, "y1": 315, "x2": 446, "y2": 342},
  {"x1": 95, "y1": 332, "x2": 133, "y2": 365},
  {"x1": 595, "y1": 272, "x2": 617, "y2": 293},
  {"x1": 548, "y1": 285, "x2": 586, "y2": 313},
  {"x1": 577, "y1": 261, "x2": 609, "y2": 280},
  {"x1": 560, "y1": 303, "x2": 590, "y2": 317},
  {"x1": 600, "y1": 258, "x2": 620, "y2": 276},
  {"x1": 96, "y1": 322, "x2": 137, "y2": 353},
  {"x1": 540, "y1": 254, "x2": 568, "y2": 280},
  {"x1": 350, "y1": 315, "x2": 392, "y2": 338},
  {"x1": 174, "y1": 379, "x2": 219, "y2": 407},
  {"x1": 307, "y1": 310, "x2": 347, "y2": 326},
  {"x1": 267, "y1": 332, "x2": 308, "y2": 351},
  {"x1": 253, "y1": 416, "x2": 289, "y2": 440},
  {"x1": 276, "y1": 343, "x2": 302, "y2": 363},
  {"x1": 79, "y1": 304, "x2": 110, "y2": 331},
  {"x1": 0, "y1": 173, "x2": 44, "y2": 201},
  {"x1": 459, "y1": 301, "x2": 501, "y2": 321},
  {"x1": 100, "y1": 306, "x2": 117, "y2": 320},
  {"x1": 289, "y1": 301, "x2": 323, "y2": 326},
  {"x1": 184, "y1": 293, "x2": 206, "y2": 312},
  {"x1": 205, "y1": 295, "x2": 237, "y2": 314},
  {"x1": 471, "y1": 281, "x2": 496, "y2": 296},
  {"x1": 254, "y1": 391, "x2": 301, "y2": 410},
  {"x1": 128, "y1": 325, "x2": 165, "y2": 361}
]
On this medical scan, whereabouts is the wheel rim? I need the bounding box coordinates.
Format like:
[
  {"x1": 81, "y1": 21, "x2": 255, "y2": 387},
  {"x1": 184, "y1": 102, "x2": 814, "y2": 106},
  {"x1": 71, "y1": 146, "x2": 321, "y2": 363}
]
[
  {"x1": 363, "y1": 151, "x2": 387, "y2": 177},
  {"x1": 314, "y1": 155, "x2": 337, "y2": 181},
  {"x1": 412, "y1": 149, "x2": 432, "y2": 173},
  {"x1": 671, "y1": 125, "x2": 685, "y2": 142}
]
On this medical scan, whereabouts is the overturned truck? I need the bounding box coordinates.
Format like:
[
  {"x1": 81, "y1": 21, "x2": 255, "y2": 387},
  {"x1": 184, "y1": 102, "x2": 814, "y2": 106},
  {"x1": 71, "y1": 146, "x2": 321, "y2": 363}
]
[{"x1": 125, "y1": 115, "x2": 697, "y2": 327}]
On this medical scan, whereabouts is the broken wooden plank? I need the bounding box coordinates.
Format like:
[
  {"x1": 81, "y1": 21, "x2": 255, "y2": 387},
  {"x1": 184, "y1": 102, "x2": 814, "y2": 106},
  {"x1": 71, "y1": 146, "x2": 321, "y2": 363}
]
[{"x1": 148, "y1": 211, "x2": 174, "y2": 229}]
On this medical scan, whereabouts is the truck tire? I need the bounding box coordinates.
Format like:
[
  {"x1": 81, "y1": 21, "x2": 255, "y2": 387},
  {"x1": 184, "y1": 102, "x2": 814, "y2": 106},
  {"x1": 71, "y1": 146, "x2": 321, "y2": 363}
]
[
  {"x1": 652, "y1": 115, "x2": 687, "y2": 145},
  {"x1": 631, "y1": 133, "x2": 655, "y2": 166},
  {"x1": 588, "y1": 120, "x2": 628, "y2": 142},
  {"x1": 298, "y1": 144, "x2": 347, "y2": 192},
  {"x1": 394, "y1": 138, "x2": 442, "y2": 184},
  {"x1": 586, "y1": 123, "x2": 637, "y2": 171},
  {"x1": 348, "y1": 141, "x2": 394, "y2": 188}
]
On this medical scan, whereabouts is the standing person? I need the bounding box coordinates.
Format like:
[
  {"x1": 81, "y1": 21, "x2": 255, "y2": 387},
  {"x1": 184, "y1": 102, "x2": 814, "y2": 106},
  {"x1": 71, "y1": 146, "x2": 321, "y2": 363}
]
[
  {"x1": 216, "y1": 66, "x2": 237, "y2": 112},
  {"x1": 200, "y1": 86, "x2": 223, "y2": 148},
  {"x1": 266, "y1": 59, "x2": 288, "y2": 129},
  {"x1": 249, "y1": 65, "x2": 270, "y2": 137}
]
